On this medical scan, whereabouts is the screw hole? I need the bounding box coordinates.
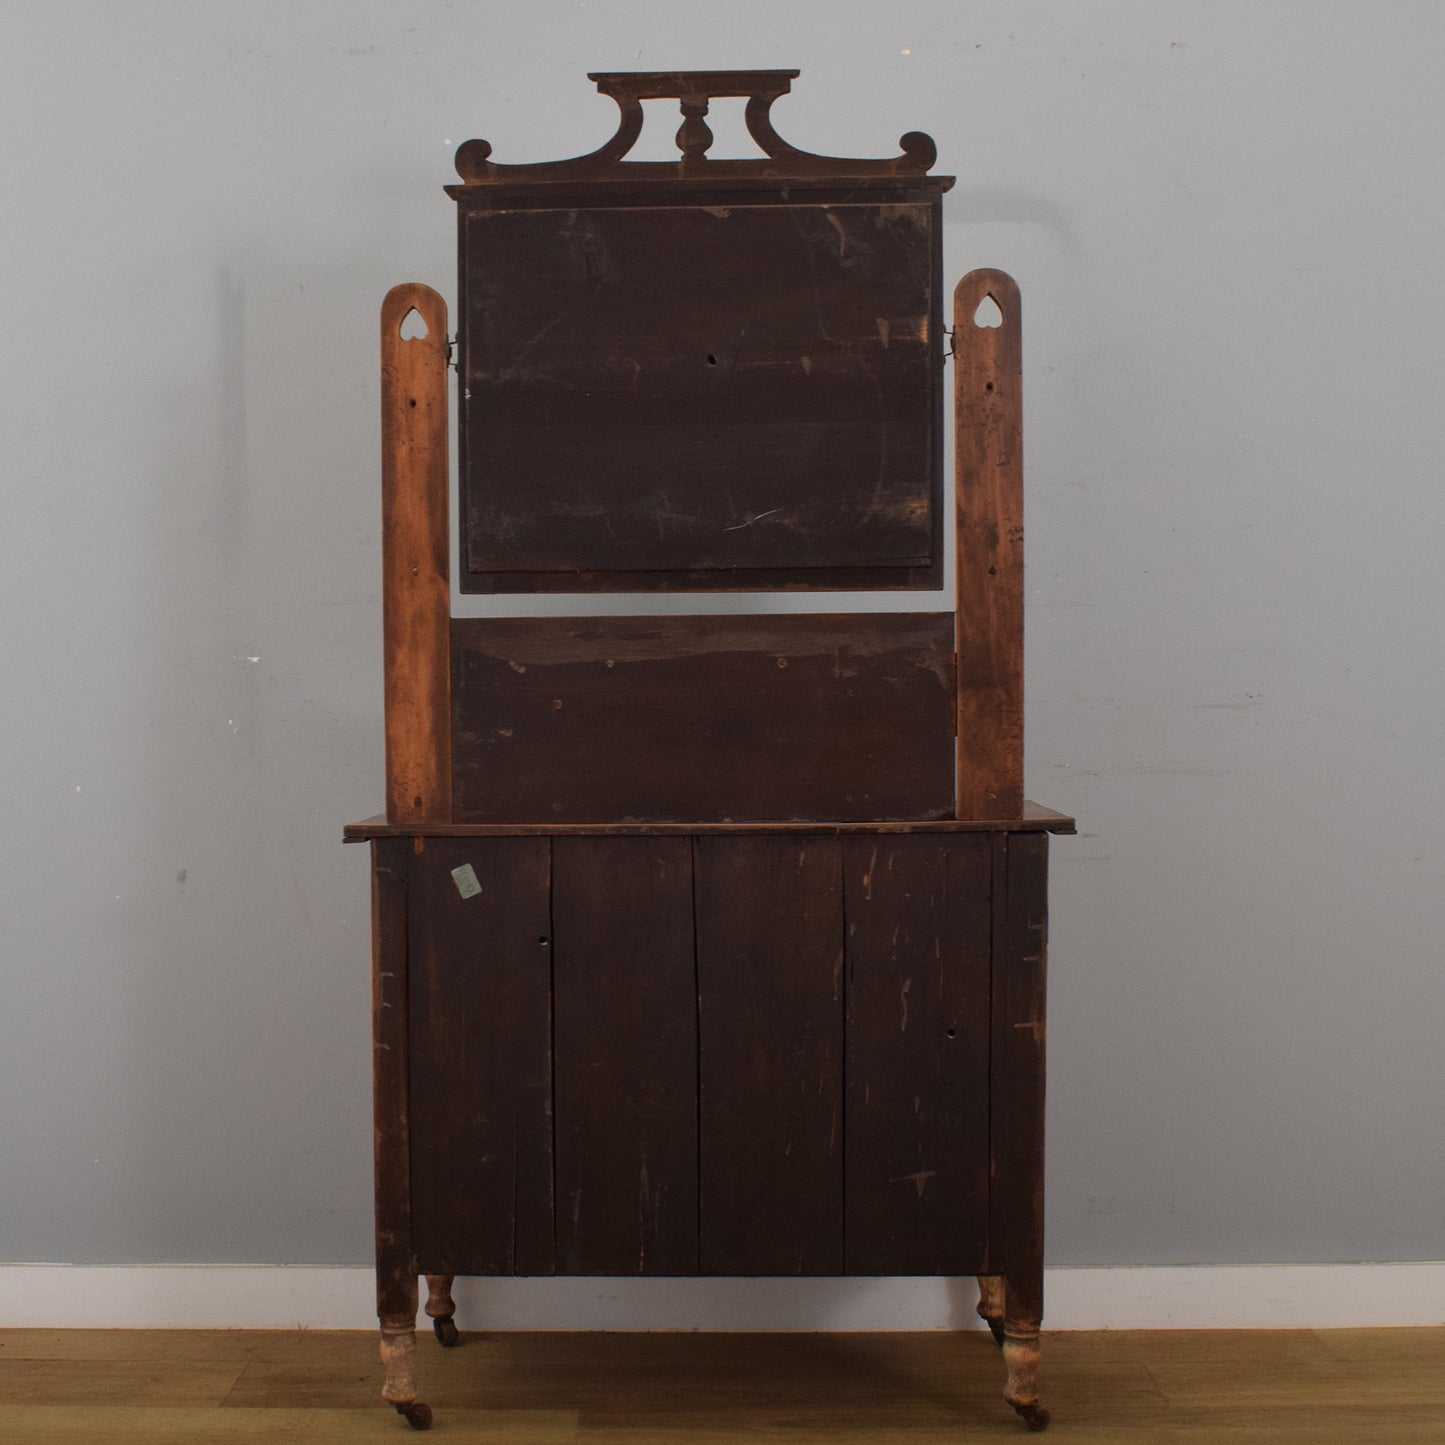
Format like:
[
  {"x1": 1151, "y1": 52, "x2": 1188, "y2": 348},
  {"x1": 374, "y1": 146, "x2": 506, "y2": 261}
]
[
  {"x1": 399, "y1": 307, "x2": 429, "y2": 341},
  {"x1": 946, "y1": 1029, "x2": 957, "y2": 1039},
  {"x1": 538, "y1": 936, "x2": 549, "y2": 946},
  {"x1": 408, "y1": 398, "x2": 418, "y2": 407},
  {"x1": 706, "y1": 353, "x2": 718, "y2": 366},
  {"x1": 984, "y1": 381, "x2": 995, "y2": 392}
]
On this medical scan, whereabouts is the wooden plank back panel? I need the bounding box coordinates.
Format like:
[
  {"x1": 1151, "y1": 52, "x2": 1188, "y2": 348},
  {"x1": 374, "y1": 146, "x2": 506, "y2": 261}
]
[
  {"x1": 407, "y1": 836, "x2": 554, "y2": 1276},
  {"x1": 458, "y1": 199, "x2": 943, "y2": 591},
  {"x1": 451, "y1": 612, "x2": 956, "y2": 824},
  {"x1": 842, "y1": 834, "x2": 992, "y2": 1274},
  {"x1": 696, "y1": 836, "x2": 845, "y2": 1275},
  {"x1": 552, "y1": 837, "x2": 699, "y2": 1275}
]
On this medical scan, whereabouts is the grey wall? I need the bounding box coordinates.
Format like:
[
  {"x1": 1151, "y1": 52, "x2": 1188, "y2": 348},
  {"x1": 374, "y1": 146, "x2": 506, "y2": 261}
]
[{"x1": 2, "y1": 1, "x2": 1441, "y2": 1270}]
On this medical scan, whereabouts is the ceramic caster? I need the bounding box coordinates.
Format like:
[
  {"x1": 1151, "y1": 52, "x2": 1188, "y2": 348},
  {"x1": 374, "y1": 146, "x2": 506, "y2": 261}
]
[
  {"x1": 433, "y1": 1316, "x2": 460, "y2": 1347},
  {"x1": 1014, "y1": 1402, "x2": 1050, "y2": 1432},
  {"x1": 396, "y1": 1400, "x2": 433, "y2": 1430}
]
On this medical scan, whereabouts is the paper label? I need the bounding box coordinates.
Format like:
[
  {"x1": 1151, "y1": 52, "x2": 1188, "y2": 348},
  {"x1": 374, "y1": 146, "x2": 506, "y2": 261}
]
[{"x1": 451, "y1": 863, "x2": 482, "y2": 899}]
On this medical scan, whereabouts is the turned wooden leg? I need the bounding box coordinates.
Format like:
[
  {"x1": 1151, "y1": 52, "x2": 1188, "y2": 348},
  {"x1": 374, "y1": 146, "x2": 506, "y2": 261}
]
[
  {"x1": 380, "y1": 1318, "x2": 432, "y2": 1430},
  {"x1": 1002, "y1": 1322, "x2": 1049, "y2": 1432},
  {"x1": 977, "y1": 1276, "x2": 1007, "y2": 1347},
  {"x1": 424, "y1": 1273, "x2": 459, "y2": 1347}
]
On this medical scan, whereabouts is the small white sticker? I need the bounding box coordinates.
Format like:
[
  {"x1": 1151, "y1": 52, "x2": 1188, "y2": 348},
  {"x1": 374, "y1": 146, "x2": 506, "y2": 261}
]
[{"x1": 451, "y1": 863, "x2": 482, "y2": 899}]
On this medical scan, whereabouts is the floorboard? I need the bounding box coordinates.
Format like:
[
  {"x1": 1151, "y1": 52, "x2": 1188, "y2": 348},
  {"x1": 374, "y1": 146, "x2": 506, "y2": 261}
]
[{"x1": 0, "y1": 1327, "x2": 1440, "y2": 1441}]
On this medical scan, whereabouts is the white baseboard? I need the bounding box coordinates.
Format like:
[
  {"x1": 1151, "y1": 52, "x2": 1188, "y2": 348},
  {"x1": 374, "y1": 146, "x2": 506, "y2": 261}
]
[{"x1": 1, "y1": 1263, "x2": 1442, "y2": 1331}]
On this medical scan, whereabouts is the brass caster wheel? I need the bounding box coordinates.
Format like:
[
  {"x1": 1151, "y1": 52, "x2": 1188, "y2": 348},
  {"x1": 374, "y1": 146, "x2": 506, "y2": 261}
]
[
  {"x1": 433, "y1": 1316, "x2": 460, "y2": 1347},
  {"x1": 1013, "y1": 1402, "x2": 1050, "y2": 1432},
  {"x1": 395, "y1": 1401, "x2": 434, "y2": 1430},
  {"x1": 987, "y1": 1317, "x2": 1007, "y2": 1348}
]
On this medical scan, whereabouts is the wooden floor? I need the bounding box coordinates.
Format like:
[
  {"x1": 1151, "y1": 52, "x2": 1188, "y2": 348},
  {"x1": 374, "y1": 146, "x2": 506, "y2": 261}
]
[{"x1": 0, "y1": 1327, "x2": 1441, "y2": 1442}]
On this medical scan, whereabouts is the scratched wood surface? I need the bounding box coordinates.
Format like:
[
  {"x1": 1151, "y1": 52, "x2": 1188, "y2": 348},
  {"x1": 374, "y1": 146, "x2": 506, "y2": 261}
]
[
  {"x1": 552, "y1": 837, "x2": 699, "y2": 1275},
  {"x1": 458, "y1": 199, "x2": 943, "y2": 591},
  {"x1": 371, "y1": 831, "x2": 1060, "y2": 1287},
  {"x1": 407, "y1": 837, "x2": 554, "y2": 1276},
  {"x1": 696, "y1": 836, "x2": 845, "y2": 1275},
  {"x1": 6, "y1": 1329, "x2": 1444, "y2": 1441},
  {"x1": 843, "y1": 835, "x2": 992, "y2": 1275},
  {"x1": 449, "y1": 613, "x2": 956, "y2": 824}
]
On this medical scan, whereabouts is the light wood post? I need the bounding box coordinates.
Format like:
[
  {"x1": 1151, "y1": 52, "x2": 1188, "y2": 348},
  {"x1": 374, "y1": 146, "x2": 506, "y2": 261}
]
[
  {"x1": 953, "y1": 270, "x2": 1023, "y2": 819},
  {"x1": 381, "y1": 283, "x2": 451, "y2": 824}
]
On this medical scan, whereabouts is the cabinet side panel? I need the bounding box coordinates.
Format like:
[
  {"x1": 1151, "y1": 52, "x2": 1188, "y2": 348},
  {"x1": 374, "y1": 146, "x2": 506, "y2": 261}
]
[
  {"x1": 996, "y1": 830, "x2": 1049, "y2": 1321},
  {"x1": 843, "y1": 834, "x2": 991, "y2": 1274},
  {"x1": 407, "y1": 836, "x2": 554, "y2": 1275},
  {"x1": 372, "y1": 838, "x2": 416, "y2": 1320},
  {"x1": 553, "y1": 837, "x2": 699, "y2": 1274},
  {"x1": 696, "y1": 836, "x2": 845, "y2": 1275}
]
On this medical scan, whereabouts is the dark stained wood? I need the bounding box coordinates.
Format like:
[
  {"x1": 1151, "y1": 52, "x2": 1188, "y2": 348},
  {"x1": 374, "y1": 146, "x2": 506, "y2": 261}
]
[
  {"x1": 843, "y1": 835, "x2": 992, "y2": 1275},
  {"x1": 695, "y1": 837, "x2": 844, "y2": 1274},
  {"x1": 996, "y1": 830, "x2": 1050, "y2": 1327},
  {"x1": 458, "y1": 200, "x2": 943, "y2": 591},
  {"x1": 449, "y1": 612, "x2": 956, "y2": 824},
  {"x1": 357, "y1": 70, "x2": 1068, "y2": 1429},
  {"x1": 449, "y1": 69, "x2": 951, "y2": 188},
  {"x1": 986, "y1": 833, "x2": 1009, "y2": 1274},
  {"x1": 369, "y1": 838, "x2": 415, "y2": 1324},
  {"x1": 406, "y1": 837, "x2": 554, "y2": 1276},
  {"x1": 551, "y1": 837, "x2": 699, "y2": 1275},
  {"x1": 461, "y1": 560, "x2": 942, "y2": 595},
  {"x1": 344, "y1": 800, "x2": 1078, "y2": 841},
  {"x1": 953, "y1": 269, "x2": 1024, "y2": 819},
  {"x1": 380, "y1": 283, "x2": 451, "y2": 823}
]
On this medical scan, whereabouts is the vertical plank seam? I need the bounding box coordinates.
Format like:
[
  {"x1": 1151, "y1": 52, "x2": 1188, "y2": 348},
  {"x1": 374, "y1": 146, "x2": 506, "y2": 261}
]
[
  {"x1": 837, "y1": 835, "x2": 849, "y2": 1275},
  {"x1": 511, "y1": 836, "x2": 520, "y2": 1275},
  {"x1": 691, "y1": 833, "x2": 704, "y2": 1274},
  {"x1": 547, "y1": 836, "x2": 558, "y2": 1277}
]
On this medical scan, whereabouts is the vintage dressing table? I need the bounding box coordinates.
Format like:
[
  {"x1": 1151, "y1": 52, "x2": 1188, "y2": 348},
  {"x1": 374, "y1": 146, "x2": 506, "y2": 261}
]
[{"x1": 345, "y1": 69, "x2": 1072, "y2": 1432}]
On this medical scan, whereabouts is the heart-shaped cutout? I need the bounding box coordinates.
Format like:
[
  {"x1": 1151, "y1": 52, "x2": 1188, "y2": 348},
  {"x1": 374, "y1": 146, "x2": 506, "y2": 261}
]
[
  {"x1": 399, "y1": 307, "x2": 429, "y2": 341},
  {"x1": 973, "y1": 295, "x2": 1003, "y2": 329}
]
